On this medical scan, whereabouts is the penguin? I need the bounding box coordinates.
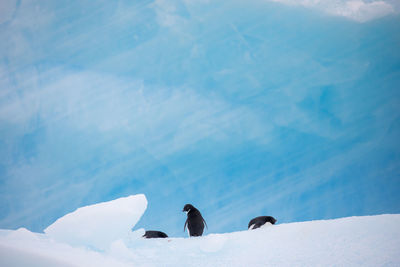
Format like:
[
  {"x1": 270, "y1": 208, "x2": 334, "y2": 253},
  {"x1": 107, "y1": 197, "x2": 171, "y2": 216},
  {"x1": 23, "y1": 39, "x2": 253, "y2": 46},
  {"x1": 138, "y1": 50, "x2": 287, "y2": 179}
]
[
  {"x1": 142, "y1": 230, "x2": 168, "y2": 238},
  {"x1": 248, "y1": 216, "x2": 277, "y2": 230},
  {"x1": 183, "y1": 204, "x2": 207, "y2": 237}
]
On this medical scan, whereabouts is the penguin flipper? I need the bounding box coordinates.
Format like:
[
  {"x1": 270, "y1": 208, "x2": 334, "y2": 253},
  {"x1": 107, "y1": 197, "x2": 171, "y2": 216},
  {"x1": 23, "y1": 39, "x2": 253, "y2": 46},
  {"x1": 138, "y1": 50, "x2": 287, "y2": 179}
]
[
  {"x1": 202, "y1": 217, "x2": 208, "y2": 229},
  {"x1": 184, "y1": 219, "x2": 188, "y2": 232}
]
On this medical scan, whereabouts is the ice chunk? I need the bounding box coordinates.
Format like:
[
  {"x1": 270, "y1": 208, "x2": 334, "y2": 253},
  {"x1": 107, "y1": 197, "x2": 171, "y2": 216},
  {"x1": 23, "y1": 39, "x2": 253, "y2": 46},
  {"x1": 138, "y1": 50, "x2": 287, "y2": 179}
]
[{"x1": 44, "y1": 194, "x2": 147, "y2": 250}]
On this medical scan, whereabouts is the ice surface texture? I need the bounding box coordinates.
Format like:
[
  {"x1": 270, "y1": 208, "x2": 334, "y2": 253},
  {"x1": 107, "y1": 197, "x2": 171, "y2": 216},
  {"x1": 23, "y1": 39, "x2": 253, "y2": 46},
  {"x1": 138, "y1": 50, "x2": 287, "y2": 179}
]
[
  {"x1": 1, "y1": 210, "x2": 399, "y2": 266},
  {"x1": 44, "y1": 194, "x2": 147, "y2": 251},
  {"x1": 1, "y1": 0, "x2": 400, "y2": 238}
]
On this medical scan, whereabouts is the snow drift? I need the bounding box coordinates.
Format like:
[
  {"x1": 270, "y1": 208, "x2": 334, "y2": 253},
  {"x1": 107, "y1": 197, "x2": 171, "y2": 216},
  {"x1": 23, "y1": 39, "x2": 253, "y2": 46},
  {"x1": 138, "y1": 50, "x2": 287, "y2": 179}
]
[
  {"x1": 0, "y1": 194, "x2": 399, "y2": 266},
  {"x1": 44, "y1": 194, "x2": 147, "y2": 251}
]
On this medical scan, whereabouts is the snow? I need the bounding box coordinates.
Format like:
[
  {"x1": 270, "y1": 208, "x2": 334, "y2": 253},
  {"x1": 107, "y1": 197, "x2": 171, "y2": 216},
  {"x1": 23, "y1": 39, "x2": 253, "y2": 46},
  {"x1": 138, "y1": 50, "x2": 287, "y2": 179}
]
[
  {"x1": 0, "y1": 228, "x2": 128, "y2": 267},
  {"x1": 0, "y1": 194, "x2": 399, "y2": 266},
  {"x1": 44, "y1": 194, "x2": 147, "y2": 251},
  {"x1": 0, "y1": 244, "x2": 75, "y2": 267}
]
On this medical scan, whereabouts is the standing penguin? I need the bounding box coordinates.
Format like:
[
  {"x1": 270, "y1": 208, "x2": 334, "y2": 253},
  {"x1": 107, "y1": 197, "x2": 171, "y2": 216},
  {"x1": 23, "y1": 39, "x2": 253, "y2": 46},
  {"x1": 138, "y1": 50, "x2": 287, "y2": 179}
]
[
  {"x1": 248, "y1": 216, "x2": 277, "y2": 230},
  {"x1": 183, "y1": 204, "x2": 207, "y2": 237}
]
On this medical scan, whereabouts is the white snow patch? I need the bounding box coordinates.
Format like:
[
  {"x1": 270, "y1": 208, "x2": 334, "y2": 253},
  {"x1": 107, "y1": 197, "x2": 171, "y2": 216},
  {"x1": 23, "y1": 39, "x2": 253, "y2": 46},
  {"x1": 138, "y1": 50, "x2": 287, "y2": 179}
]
[
  {"x1": 269, "y1": 0, "x2": 396, "y2": 22},
  {"x1": 0, "y1": 244, "x2": 74, "y2": 267},
  {"x1": 0, "y1": 228, "x2": 129, "y2": 267},
  {"x1": 122, "y1": 215, "x2": 400, "y2": 266},
  {"x1": 44, "y1": 194, "x2": 147, "y2": 251},
  {"x1": 0, "y1": 195, "x2": 399, "y2": 267}
]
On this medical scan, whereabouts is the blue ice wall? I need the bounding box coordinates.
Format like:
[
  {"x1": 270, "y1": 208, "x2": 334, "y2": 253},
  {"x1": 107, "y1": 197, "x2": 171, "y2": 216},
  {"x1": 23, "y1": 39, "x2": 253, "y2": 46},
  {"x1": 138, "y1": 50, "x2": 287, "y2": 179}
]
[{"x1": 0, "y1": 0, "x2": 399, "y2": 237}]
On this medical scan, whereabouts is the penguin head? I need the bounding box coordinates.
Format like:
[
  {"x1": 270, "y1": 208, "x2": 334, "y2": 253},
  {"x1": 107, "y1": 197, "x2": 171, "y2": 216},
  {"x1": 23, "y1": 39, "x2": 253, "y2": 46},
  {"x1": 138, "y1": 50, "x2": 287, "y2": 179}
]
[{"x1": 183, "y1": 204, "x2": 195, "y2": 213}]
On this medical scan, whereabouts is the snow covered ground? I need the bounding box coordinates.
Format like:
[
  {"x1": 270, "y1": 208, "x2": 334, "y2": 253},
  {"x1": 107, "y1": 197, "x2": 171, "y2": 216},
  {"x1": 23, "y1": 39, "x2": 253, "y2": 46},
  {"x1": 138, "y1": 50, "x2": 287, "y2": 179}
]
[{"x1": 0, "y1": 194, "x2": 399, "y2": 267}]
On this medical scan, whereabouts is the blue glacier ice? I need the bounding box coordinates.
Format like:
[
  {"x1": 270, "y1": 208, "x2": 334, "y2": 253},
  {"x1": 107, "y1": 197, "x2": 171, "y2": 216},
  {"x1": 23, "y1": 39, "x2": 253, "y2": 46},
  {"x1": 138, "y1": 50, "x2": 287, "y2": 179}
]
[{"x1": 0, "y1": 0, "x2": 399, "y2": 237}]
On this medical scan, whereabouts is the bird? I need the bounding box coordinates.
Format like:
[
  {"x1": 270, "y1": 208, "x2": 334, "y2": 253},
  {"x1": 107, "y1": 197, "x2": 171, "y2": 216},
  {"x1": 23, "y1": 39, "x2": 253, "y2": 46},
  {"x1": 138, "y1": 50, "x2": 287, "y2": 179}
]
[
  {"x1": 183, "y1": 204, "x2": 207, "y2": 237},
  {"x1": 142, "y1": 230, "x2": 168, "y2": 238},
  {"x1": 248, "y1": 216, "x2": 277, "y2": 230}
]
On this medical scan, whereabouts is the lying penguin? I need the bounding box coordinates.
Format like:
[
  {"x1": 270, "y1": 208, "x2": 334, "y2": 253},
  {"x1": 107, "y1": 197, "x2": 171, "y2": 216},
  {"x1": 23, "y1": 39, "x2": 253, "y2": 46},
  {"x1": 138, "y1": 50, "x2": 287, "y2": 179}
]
[
  {"x1": 248, "y1": 216, "x2": 277, "y2": 230},
  {"x1": 142, "y1": 230, "x2": 168, "y2": 238},
  {"x1": 183, "y1": 204, "x2": 207, "y2": 237}
]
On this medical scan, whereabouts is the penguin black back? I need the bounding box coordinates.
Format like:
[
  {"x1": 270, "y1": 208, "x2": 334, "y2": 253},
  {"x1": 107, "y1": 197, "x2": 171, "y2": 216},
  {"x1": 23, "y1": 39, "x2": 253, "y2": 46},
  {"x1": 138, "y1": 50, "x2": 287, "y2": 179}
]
[
  {"x1": 183, "y1": 204, "x2": 207, "y2": 237},
  {"x1": 143, "y1": 230, "x2": 168, "y2": 238},
  {"x1": 248, "y1": 216, "x2": 277, "y2": 230}
]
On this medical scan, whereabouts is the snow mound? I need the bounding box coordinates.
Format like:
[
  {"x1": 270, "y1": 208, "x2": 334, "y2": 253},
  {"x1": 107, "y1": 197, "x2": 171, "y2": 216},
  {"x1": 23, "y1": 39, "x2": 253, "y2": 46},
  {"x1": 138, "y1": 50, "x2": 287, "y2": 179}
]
[
  {"x1": 44, "y1": 194, "x2": 147, "y2": 251},
  {"x1": 0, "y1": 244, "x2": 75, "y2": 267},
  {"x1": 1, "y1": 197, "x2": 399, "y2": 266},
  {"x1": 121, "y1": 214, "x2": 400, "y2": 266},
  {"x1": 0, "y1": 228, "x2": 128, "y2": 267}
]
